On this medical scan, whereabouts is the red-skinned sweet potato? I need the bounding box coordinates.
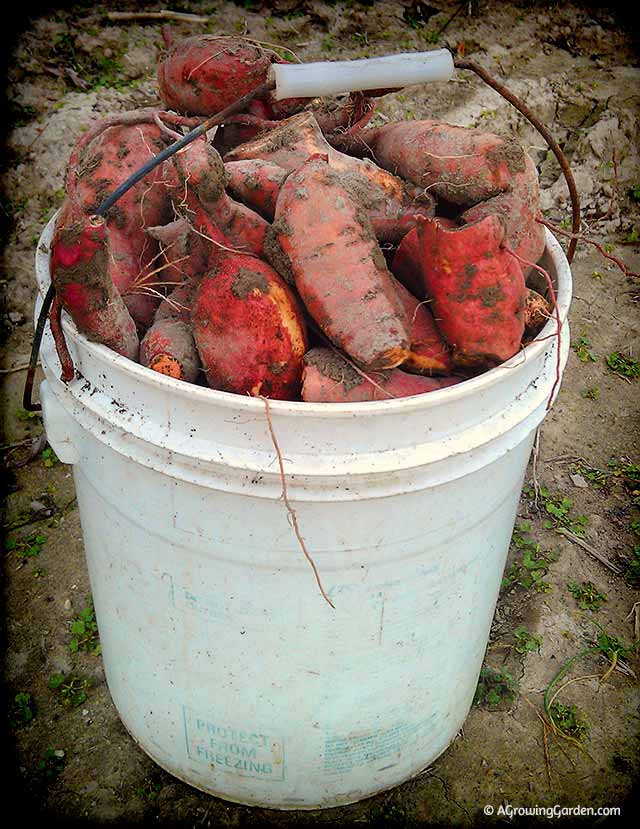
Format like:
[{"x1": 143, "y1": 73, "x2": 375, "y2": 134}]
[
  {"x1": 392, "y1": 278, "x2": 451, "y2": 375},
  {"x1": 302, "y1": 348, "x2": 460, "y2": 402},
  {"x1": 51, "y1": 198, "x2": 139, "y2": 360},
  {"x1": 275, "y1": 155, "x2": 411, "y2": 371},
  {"x1": 66, "y1": 120, "x2": 173, "y2": 330},
  {"x1": 140, "y1": 280, "x2": 200, "y2": 382},
  {"x1": 416, "y1": 215, "x2": 527, "y2": 368},
  {"x1": 157, "y1": 36, "x2": 274, "y2": 116},
  {"x1": 225, "y1": 112, "x2": 434, "y2": 243},
  {"x1": 172, "y1": 138, "x2": 269, "y2": 257},
  {"x1": 358, "y1": 120, "x2": 527, "y2": 206},
  {"x1": 224, "y1": 159, "x2": 289, "y2": 220},
  {"x1": 192, "y1": 254, "x2": 308, "y2": 399},
  {"x1": 391, "y1": 218, "x2": 458, "y2": 298}
]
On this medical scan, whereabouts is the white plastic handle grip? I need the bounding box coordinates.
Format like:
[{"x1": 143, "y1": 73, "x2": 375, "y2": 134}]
[{"x1": 271, "y1": 49, "x2": 454, "y2": 100}]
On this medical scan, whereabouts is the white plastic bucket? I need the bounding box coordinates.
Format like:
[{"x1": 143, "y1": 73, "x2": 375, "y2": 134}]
[{"x1": 35, "y1": 217, "x2": 571, "y2": 809}]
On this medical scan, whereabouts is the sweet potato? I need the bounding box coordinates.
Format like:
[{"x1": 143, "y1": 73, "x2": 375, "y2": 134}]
[
  {"x1": 302, "y1": 348, "x2": 460, "y2": 403},
  {"x1": 224, "y1": 159, "x2": 289, "y2": 220},
  {"x1": 51, "y1": 198, "x2": 139, "y2": 360},
  {"x1": 225, "y1": 112, "x2": 434, "y2": 243},
  {"x1": 391, "y1": 218, "x2": 458, "y2": 299},
  {"x1": 140, "y1": 281, "x2": 200, "y2": 382},
  {"x1": 392, "y1": 278, "x2": 451, "y2": 375},
  {"x1": 523, "y1": 287, "x2": 551, "y2": 340},
  {"x1": 66, "y1": 120, "x2": 173, "y2": 330},
  {"x1": 275, "y1": 155, "x2": 411, "y2": 371},
  {"x1": 461, "y1": 155, "x2": 546, "y2": 267},
  {"x1": 192, "y1": 254, "x2": 307, "y2": 399},
  {"x1": 157, "y1": 36, "x2": 274, "y2": 116},
  {"x1": 172, "y1": 138, "x2": 269, "y2": 257},
  {"x1": 358, "y1": 120, "x2": 527, "y2": 206},
  {"x1": 416, "y1": 215, "x2": 527, "y2": 368}
]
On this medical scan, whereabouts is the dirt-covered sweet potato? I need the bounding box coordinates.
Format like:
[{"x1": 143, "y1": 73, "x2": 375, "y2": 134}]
[
  {"x1": 157, "y1": 35, "x2": 274, "y2": 116},
  {"x1": 140, "y1": 280, "x2": 200, "y2": 382},
  {"x1": 302, "y1": 348, "x2": 460, "y2": 402},
  {"x1": 224, "y1": 159, "x2": 289, "y2": 220},
  {"x1": 172, "y1": 138, "x2": 269, "y2": 257},
  {"x1": 225, "y1": 112, "x2": 434, "y2": 244},
  {"x1": 65, "y1": 120, "x2": 173, "y2": 330},
  {"x1": 416, "y1": 215, "x2": 527, "y2": 368},
  {"x1": 192, "y1": 254, "x2": 307, "y2": 399},
  {"x1": 274, "y1": 155, "x2": 410, "y2": 371},
  {"x1": 392, "y1": 278, "x2": 451, "y2": 375},
  {"x1": 51, "y1": 198, "x2": 139, "y2": 360}
]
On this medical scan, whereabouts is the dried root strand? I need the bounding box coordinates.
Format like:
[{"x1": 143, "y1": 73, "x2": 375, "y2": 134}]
[{"x1": 260, "y1": 395, "x2": 335, "y2": 609}]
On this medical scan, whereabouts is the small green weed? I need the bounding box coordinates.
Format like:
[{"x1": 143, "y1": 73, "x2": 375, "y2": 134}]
[
  {"x1": 626, "y1": 228, "x2": 639, "y2": 244},
  {"x1": 502, "y1": 523, "x2": 557, "y2": 592},
  {"x1": 548, "y1": 702, "x2": 589, "y2": 742},
  {"x1": 135, "y1": 780, "x2": 163, "y2": 801},
  {"x1": 321, "y1": 35, "x2": 336, "y2": 52},
  {"x1": 572, "y1": 335, "x2": 598, "y2": 363},
  {"x1": 9, "y1": 692, "x2": 34, "y2": 727},
  {"x1": 514, "y1": 626, "x2": 542, "y2": 654},
  {"x1": 591, "y1": 269, "x2": 604, "y2": 280},
  {"x1": 69, "y1": 597, "x2": 101, "y2": 655},
  {"x1": 539, "y1": 487, "x2": 588, "y2": 536},
  {"x1": 626, "y1": 546, "x2": 640, "y2": 586},
  {"x1": 580, "y1": 385, "x2": 600, "y2": 399},
  {"x1": 37, "y1": 748, "x2": 66, "y2": 780},
  {"x1": 5, "y1": 531, "x2": 46, "y2": 562},
  {"x1": 568, "y1": 581, "x2": 608, "y2": 611},
  {"x1": 630, "y1": 183, "x2": 640, "y2": 202},
  {"x1": 606, "y1": 352, "x2": 640, "y2": 379},
  {"x1": 608, "y1": 459, "x2": 640, "y2": 505},
  {"x1": 48, "y1": 673, "x2": 89, "y2": 707},
  {"x1": 474, "y1": 667, "x2": 517, "y2": 709},
  {"x1": 569, "y1": 461, "x2": 609, "y2": 488},
  {"x1": 16, "y1": 407, "x2": 40, "y2": 422},
  {"x1": 42, "y1": 446, "x2": 59, "y2": 467}
]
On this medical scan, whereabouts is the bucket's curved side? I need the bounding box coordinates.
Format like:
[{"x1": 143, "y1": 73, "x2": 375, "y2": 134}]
[{"x1": 71, "y1": 421, "x2": 534, "y2": 809}]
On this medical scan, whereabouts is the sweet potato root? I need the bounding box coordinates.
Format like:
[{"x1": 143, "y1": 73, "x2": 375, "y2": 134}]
[
  {"x1": 523, "y1": 287, "x2": 551, "y2": 340},
  {"x1": 392, "y1": 278, "x2": 451, "y2": 375},
  {"x1": 359, "y1": 120, "x2": 527, "y2": 206},
  {"x1": 391, "y1": 218, "x2": 458, "y2": 299},
  {"x1": 416, "y1": 215, "x2": 527, "y2": 368},
  {"x1": 140, "y1": 281, "x2": 199, "y2": 382},
  {"x1": 172, "y1": 138, "x2": 269, "y2": 257},
  {"x1": 66, "y1": 120, "x2": 173, "y2": 330},
  {"x1": 225, "y1": 112, "x2": 434, "y2": 243},
  {"x1": 51, "y1": 198, "x2": 139, "y2": 360},
  {"x1": 275, "y1": 155, "x2": 410, "y2": 371},
  {"x1": 192, "y1": 254, "x2": 307, "y2": 399},
  {"x1": 302, "y1": 348, "x2": 460, "y2": 402},
  {"x1": 157, "y1": 35, "x2": 274, "y2": 116},
  {"x1": 224, "y1": 159, "x2": 289, "y2": 220}
]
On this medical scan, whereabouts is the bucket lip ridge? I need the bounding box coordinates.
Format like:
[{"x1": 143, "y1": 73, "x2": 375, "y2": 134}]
[{"x1": 37, "y1": 217, "x2": 571, "y2": 418}]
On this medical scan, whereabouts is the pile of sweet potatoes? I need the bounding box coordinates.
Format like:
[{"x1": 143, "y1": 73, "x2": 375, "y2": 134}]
[{"x1": 49, "y1": 34, "x2": 552, "y2": 404}]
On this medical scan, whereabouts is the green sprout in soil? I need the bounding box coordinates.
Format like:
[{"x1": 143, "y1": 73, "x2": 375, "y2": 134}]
[
  {"x1": 37, "y1": 748, "x2": 66, "y2": 780},
  {"x1": 9, "y1": 692, "x2": 34, "y2": 728},
  {"x1": 539, "y1": 487, "x2": 589, "y2": 536},
  {"x1": 502, "y1": 523, "x2": 558, "y2": 592},
  {"x1": 514, "y1": 626, "x2": 543, "y2": 654},
  {"x1": 606, "y1": 352, "x2": 640, "y2": 379},
  {"x1": 572, "y1": 335, "x2": 598, "y2": 363},
  {"x1": 548, "y1": 702, "x2": 589, "y2": 742},
  {"x1": 626, "y1": 546, "x2": 640, "y2": 586},
  {"x1": 69, "y1": 597, "x2": 101, "y2": 655},
  {"x1": 568, "y1": 581, "x2": 608, "y2": 611},
  {"x1": 48, "y1": 673, "x2": 89, "y2": 707},
  {"x1": 135, "y1": 780, "x2": 163, "y2": 801},
  {"x1": 580, "y1": 385, "x2": 600, "y2": 399},
  {"x1": 42, "y1": 446, "x2": 59, "y2": 467},
  {"x1": 5, "y1": 532, "x2": 46, "y2": 563},
  {"x1": 474, "y1": 667, "x2": 518, "y2": 709}
]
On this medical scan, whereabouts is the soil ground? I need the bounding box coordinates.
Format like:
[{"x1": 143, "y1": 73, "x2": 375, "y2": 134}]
[{"x1": 1, "y1": 1, "x2": 639, "y2": 826}]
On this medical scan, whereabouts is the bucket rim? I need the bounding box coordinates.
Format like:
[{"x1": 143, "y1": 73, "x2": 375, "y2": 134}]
[{"x1": 36, "y1": 217, "x2": 571, "y2": 418}]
